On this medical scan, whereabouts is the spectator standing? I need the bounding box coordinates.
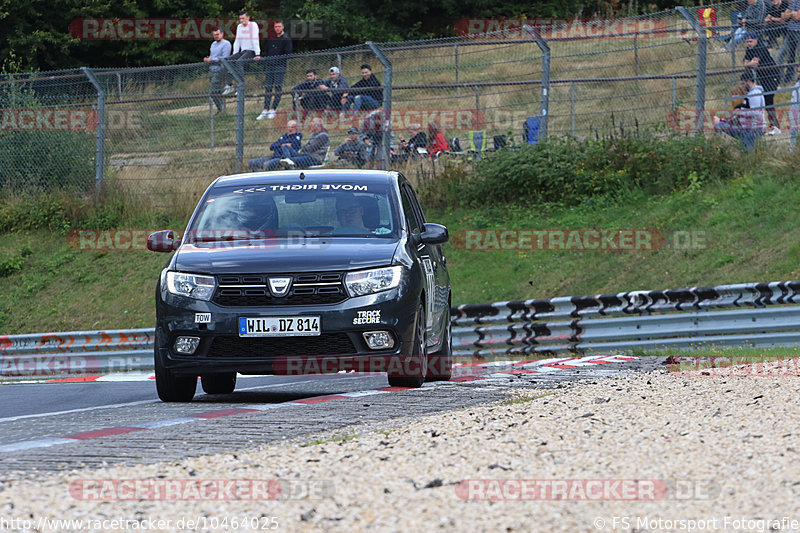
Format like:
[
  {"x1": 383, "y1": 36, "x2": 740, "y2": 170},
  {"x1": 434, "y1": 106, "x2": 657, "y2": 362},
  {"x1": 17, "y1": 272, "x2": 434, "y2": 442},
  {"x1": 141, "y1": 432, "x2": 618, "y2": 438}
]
[
  {"x1": 248, "y1": 120, "x2": 303, "y2": 171},
  {"x1": 334, "y1": 127, "x2": 367, "y2": 167},
  {"x1": 790, "y1": 65, "x2": 800, "y2": 150},
  {"x1": 342, "y1": 64, "x2": 383, "y2": 116},
  {"x1": 223, "y1": 11, "x2": 260, "y2": 95},
  {"x1": 777, "y1": 0, "x2": 800, "y2": 84},
  {"x1": 203, "y1": 27, "x2": 231, "y2": 114},
  {"x1": 764, "y1": 0, "x2": 790, "y2": 47},
  {"x1": 257, "y1": 20, "x2": 293, "y2": 121},
  {"x1": 743, "y1": 32, "x2": 781, "y2": 133}
]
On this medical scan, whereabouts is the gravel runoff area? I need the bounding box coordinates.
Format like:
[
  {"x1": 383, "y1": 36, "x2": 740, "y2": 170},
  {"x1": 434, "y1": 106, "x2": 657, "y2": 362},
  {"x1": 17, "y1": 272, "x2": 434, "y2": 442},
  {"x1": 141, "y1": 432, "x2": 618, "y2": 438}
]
[{"x1": 2, "y1": 365, "x2": 800, "y2": 533}]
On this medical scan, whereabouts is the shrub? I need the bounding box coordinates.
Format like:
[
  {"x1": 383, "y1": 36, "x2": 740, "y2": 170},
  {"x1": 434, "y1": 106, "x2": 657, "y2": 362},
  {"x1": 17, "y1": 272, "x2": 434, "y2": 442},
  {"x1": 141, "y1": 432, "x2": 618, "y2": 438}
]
[{"x1": 440, "y1": 133, "x2": 737, "y2": 208}]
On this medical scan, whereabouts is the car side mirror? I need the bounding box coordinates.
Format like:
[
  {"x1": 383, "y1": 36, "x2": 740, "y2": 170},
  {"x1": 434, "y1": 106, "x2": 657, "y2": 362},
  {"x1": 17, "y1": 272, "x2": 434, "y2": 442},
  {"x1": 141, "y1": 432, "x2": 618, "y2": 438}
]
[
  {"x1": 147, "y1": 230, "x2": 180, "y2": 252},
  {"x1": 419, "y1": 223, "x2": 449, "y2": 245}
]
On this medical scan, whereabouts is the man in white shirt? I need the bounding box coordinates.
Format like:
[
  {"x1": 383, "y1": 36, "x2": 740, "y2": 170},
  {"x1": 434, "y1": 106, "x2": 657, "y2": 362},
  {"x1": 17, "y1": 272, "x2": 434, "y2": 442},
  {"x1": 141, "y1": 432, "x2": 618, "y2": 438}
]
[
  {"x1": 714, "y1": 70, "x2": 765, "y2": 151},
  {"x1": 222, "y1": 10, "x2": 261, "y2": 95}
]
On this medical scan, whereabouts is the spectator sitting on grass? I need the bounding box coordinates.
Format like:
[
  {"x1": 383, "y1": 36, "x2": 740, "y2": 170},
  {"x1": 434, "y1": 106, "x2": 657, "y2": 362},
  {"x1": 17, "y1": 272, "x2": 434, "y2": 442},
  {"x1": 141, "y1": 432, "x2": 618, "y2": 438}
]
[
  {"x1": 247, "y1": 120, "x2": 302, "y2": 171},
  {"x1": 427, "y1": 121, "x2": 449, "y2": 158},
  {"x1": 276, "y1": 117, "x2": 330, "y2": 169},
  {"x1": 713, "y1": 70, "x2": 766, "y2": 150},
  {"x1": 334, "y1": 127, "x2": 367, "y2": 167}
]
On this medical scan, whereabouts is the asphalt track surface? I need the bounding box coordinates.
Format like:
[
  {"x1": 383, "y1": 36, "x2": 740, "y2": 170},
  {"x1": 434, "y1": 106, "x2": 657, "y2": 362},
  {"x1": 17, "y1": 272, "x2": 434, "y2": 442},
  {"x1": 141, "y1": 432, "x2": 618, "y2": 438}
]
[{"x1": 0, "y1": 356, "x2": 664, "y2": 476}]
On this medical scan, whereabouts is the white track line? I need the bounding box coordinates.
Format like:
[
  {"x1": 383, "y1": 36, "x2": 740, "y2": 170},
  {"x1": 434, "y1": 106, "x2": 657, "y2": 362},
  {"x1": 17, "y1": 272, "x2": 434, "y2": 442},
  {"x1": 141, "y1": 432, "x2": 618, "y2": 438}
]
[{"x1": 0, "y1": 399, "x2": 160, "y2": 424}]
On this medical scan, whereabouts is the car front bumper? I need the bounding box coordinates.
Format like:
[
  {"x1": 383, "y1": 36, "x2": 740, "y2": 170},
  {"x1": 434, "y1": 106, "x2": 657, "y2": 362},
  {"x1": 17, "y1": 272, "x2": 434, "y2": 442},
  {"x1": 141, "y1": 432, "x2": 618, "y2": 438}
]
[{"x1": 155, "y1": 287, "x2": 419, "y2": 376}]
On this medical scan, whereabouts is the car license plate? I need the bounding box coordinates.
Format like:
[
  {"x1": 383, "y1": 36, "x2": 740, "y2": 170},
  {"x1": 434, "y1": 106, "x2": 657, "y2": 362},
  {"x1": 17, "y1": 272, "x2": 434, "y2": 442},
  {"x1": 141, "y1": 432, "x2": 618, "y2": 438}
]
[{"x1": 239, "y1": 316, "x2": 321, "y2": 337}]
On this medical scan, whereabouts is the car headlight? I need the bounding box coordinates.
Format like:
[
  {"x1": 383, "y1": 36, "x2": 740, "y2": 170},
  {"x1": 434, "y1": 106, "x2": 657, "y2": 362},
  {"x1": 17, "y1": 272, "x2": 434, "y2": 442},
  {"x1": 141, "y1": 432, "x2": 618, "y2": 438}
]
[
  {"x1": 345, "y1": 266, "x2": 403, "y2": 297},
  {"x1": 166, "y1": 271, "x2": 216, "y2": 301}
]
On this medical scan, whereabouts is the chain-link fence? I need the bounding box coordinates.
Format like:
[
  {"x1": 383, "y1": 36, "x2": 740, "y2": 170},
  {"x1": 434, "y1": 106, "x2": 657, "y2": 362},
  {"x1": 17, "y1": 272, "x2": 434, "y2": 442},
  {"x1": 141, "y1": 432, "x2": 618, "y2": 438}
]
[{"x1": 1, "y1": 1, "x2": 796, "y2": 202}]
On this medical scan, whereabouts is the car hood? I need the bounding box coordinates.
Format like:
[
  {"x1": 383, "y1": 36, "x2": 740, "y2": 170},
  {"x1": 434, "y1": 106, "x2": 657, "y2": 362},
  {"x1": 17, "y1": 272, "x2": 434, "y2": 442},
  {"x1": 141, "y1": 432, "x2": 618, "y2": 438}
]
[{"x1": 172, "y1": 238, "x2": 401, "y2": 274}]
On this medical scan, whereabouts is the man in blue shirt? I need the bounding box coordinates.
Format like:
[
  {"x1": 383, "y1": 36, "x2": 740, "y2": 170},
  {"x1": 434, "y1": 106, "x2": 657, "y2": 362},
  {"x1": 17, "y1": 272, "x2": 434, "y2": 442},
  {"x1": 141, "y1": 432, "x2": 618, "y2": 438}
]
[
  {"x1": 203, "y1": 27, "x2": 232, "y2": 114},
  {"x1": 248, "y1": 120, "x2": 303, "y2": 170}
]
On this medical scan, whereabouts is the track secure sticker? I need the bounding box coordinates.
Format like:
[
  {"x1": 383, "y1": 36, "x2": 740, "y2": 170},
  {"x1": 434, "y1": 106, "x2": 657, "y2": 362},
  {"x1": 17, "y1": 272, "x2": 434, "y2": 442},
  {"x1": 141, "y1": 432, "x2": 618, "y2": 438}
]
[
  {"x1": 195, "y1": 313, "x2": 211, "y2": 323},
  {"x1": 353, "y1": 310, "x2": 380, "y2": 325}
]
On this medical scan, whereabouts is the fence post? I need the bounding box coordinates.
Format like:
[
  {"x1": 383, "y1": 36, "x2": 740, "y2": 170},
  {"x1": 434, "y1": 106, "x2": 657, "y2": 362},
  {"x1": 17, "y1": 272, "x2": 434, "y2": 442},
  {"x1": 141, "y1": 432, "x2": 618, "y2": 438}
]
[
  {"x1": 209, "y1": 97, "x2": 215, "y2": 153},
  {"x1": 455, "y1": 43, "x2": 460, "y2": 96},
  {"x1": 570, "y1": 81, "x2": 576, "y2": 135},
  {"x1": 677, "y1": 6, "x2": 707, "y2": 134},
  {"x1": 524, "y1": 25, "x2": 549, "y2": 140},
  {"x1": 81, "y1": 67, "x2": 105, "y2": 194},
  {"x1": 222, "y1": 58, "x2": 245, "y2": 173},
  {"x1": 634, "y1": 32, "x2": 640, "y2": 76},
  {"x1": 672, "y1": 77, "x2": 677, "y2": 109},
  {"x1": 366, "y1": 42, "x2": 392, "y2": 171}
]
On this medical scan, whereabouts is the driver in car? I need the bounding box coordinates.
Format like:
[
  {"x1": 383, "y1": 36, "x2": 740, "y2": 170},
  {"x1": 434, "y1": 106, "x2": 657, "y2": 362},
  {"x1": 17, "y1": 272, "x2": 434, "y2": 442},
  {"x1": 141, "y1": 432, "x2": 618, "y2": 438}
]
[
  {"x1": 333, "y1": 195, "x2": 371, "y2": 235},
  {"x1": 236, "y1": 194, "x2": 278, "y2": 234}
]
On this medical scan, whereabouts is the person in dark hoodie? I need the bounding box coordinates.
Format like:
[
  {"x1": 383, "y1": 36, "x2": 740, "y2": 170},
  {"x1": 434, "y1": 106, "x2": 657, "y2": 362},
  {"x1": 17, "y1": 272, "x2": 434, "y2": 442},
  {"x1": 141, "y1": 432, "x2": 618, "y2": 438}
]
[
  {"x1": 341, "y1": 64, "x2": 383, "y2": 116},
  {"x1": 743, "y1": 32, "x2": 781, "y2": 134},
  {"x1": 257, "y1": 20, "x2": 293, "y2": 121}
]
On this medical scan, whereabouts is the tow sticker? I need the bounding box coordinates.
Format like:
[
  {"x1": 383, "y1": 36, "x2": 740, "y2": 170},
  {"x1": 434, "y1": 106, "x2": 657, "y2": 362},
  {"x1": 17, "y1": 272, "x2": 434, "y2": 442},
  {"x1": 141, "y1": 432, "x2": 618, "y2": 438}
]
[{"x1": 195, "y1": 313, "x2": 211, "y2": 323}]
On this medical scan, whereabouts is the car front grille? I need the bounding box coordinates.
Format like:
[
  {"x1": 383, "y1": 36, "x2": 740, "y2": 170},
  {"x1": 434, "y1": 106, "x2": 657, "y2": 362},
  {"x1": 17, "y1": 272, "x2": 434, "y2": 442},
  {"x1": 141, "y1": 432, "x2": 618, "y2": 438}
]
[
  {"x1": 207, "y1": 334, "x2": 356, "y2": 357},
  {"x1": 212, "y1": 272, "x2": 347, "y2": 306}
]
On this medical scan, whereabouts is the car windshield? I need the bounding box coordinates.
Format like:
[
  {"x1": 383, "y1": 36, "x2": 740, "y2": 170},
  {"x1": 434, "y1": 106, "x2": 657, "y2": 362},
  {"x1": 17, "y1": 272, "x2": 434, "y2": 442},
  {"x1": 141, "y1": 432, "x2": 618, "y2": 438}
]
[{"x1": 188, "y1": 182, "x2": 400, "y2": 240}]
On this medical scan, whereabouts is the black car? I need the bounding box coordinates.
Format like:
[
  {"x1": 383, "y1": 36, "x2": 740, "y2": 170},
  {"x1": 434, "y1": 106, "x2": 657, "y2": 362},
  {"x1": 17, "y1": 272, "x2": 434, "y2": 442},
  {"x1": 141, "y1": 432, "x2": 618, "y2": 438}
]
[{"x1": 147, "y1": 169, "x2": 451, "y2": 402}]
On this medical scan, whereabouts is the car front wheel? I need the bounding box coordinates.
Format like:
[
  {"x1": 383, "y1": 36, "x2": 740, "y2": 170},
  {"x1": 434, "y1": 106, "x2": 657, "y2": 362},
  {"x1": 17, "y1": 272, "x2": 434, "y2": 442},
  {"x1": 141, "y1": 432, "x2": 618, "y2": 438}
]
[
  {"x1": 426, "y1": 308, "x2": 452, "y2": 382},
  {"x1": 388, "y1": 304, "x2": 427, "y2": 388},
  {"x1": 154, "y1": 334, "x2": 197, "y2": 402}
]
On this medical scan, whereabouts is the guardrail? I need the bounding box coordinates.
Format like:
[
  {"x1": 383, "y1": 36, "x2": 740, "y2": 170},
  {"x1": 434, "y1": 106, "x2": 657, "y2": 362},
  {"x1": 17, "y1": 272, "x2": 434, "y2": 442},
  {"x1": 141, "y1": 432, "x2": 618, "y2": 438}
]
[
  {"x1": 452, "y1": 280, "x2": 800, "y2": 356},
  {"x1": 3, "y1": 280, "x2": 800, "y2": 377}
]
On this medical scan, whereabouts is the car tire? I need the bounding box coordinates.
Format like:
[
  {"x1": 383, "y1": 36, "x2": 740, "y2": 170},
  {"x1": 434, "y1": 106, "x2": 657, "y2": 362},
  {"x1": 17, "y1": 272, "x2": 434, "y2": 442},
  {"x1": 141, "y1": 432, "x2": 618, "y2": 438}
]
[
  {"x1": 154, "y1": 334, "x2": 197, "y2": 402},
  {"x1": 425, "y1": 308, "x2": 452, "y2": 382},
  {"x1": 201, "y1": 373, "x2": 237, "y2": 395},
  {"x1": 388, "y1": 304, "x2": 427, "y2": 388}
]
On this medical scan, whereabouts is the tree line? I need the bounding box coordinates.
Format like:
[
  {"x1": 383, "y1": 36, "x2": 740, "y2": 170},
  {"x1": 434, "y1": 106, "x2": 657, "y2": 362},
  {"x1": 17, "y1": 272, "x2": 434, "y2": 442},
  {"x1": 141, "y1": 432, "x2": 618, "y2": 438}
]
[{"x1": 0, "y1": 0, "x2": 706, "y2": 72}]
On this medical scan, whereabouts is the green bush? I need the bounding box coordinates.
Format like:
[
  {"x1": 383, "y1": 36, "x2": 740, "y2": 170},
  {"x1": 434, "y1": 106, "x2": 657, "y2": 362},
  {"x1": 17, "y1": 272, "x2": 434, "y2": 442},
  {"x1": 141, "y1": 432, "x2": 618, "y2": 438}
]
[
  {"x1": 0, "y1": 245, "x2": 31, "y2": 277},
  {"x1": 447, "y1": 133, "x2": 737, "y2": 208},
  {"x1": 0, "y1": 195, "x2": 71, "y2": 232}
]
